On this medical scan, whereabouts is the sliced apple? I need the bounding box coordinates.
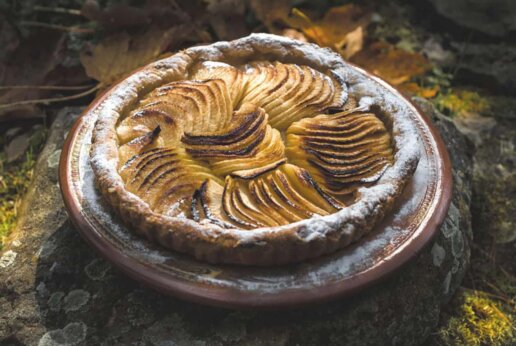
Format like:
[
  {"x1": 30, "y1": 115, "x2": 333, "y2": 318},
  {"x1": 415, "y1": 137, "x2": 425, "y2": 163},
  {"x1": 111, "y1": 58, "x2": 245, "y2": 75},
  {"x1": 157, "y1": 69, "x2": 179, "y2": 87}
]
[
  {"x1": 211, "y1": 126, "x2": 284, "y2": 176},
  {"x1": 136, "y1": 79, "x2": 232, "y2": 134},
  {"x1": 224, "y1": 177, "x2": 271, "y2": 228},
  {"x1": 118, "y1": 126, "x2": 163, "y2": 166},
  {"x1": 213, "y1": 164, "x2": 342, "y2": 229},
  {"x1": 248, "y1": 179, "x2": 290, "y2": 225},
  {"x1": 182, "y1": 103, "x2": 286, "y2": 177},
  {"x1": 286, "y1": 110, "x2": 394, "y2": 195},
  {"x1": 230, "y1": 158, "x2": 286, "y2": 179},
  {"x1": 222, "y1": 178, "x2": 262, "y2": 228},
  {"x1": 280, "y1": 164, "x2": 344, "y2": 210},
  {"x1": 117, "y1": 108, "x2": 180, "y2": 146},
  {"x1": 197, "y1": 179, "x2": 234, "y2": 228},
  {"x1": 182, "y1": 103, "x2": 267, "y2": 156},
  {"x1": 190, "y1": 61, "x2": 245, "y2": 106},
  {"x1": 272, "y1": 166, "x2": 336, "y2": 215},
  {"x1": 240, "y1": 62, "x2": 344, "y2": 130},
  {"x1": 119, "y1": 147, "x2": 220, "y2": 215}
]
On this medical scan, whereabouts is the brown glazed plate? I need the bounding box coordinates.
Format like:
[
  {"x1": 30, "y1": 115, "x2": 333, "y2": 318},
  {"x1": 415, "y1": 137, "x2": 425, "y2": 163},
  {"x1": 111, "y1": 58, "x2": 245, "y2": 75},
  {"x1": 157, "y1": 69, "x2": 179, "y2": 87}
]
[{"x1": 59, "y1": 62, "x2": 452, "y2": 310}]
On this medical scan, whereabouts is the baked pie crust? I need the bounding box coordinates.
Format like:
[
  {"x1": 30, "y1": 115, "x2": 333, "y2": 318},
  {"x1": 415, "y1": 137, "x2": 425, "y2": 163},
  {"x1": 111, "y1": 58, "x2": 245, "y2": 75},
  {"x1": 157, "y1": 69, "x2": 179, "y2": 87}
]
[{"x1": 90, "y1": 34, "x2": 420, "y2": 265}]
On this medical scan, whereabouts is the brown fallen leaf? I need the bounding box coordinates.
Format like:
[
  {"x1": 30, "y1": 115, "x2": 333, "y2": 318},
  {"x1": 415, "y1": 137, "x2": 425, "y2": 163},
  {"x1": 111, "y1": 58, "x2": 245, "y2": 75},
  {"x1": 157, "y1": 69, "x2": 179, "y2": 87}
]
[
  {"x1": 351, "y1": 42, "x2": 431, "y2": 85},
  {"x1": 339, "y1": 25, "x2": 364, "y2": 59},
  {"x1": 291, "y1": 5, "x2": 371, "y2": 58},
  {"x1": 401, "y1": 82, "x2": 440, "y2": 98},
  {"x1": 207, "y1": 0, "x2": 249, "y2": 40},
  {"x1": 81, "y1": 0, "x2": 194, "y2": 31},
  {"x1": 281, "y1": 28, "x2": 308, "y2": 42},
  {"x1": 80, "y1": 26, "x2": 210, "y2": 86},
  {"x1": 249, "y1": 0, "x2": 300, "y2": 34},
  {"x1": 0, "y1": 14, "x2": 20, "y2": 62},
  {"x1": 0, "y1": 30, "x2": 67, "y2": 121}
]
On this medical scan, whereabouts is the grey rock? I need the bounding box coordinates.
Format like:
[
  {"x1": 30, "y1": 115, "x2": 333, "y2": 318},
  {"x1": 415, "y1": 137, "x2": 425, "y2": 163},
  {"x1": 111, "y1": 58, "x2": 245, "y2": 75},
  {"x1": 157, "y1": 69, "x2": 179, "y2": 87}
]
[
  {"x1": 451, "y1": 41, "x2": 516, "y2": 94},
  {"x1": 0, "y1": 102, "x2": 472, "y2": 345},
  {"x1": 428, "y1": 0, "x2": 516, "y2": 37},
  {"x1": 5, "y1": 132, "x2": 30, "y2": 163},
  {"x1": 470, "y1": 101, "x2": 516, "y2": 244},
  {"x1": 452, "y1": 113, "x2": 496, "y2": 147}
]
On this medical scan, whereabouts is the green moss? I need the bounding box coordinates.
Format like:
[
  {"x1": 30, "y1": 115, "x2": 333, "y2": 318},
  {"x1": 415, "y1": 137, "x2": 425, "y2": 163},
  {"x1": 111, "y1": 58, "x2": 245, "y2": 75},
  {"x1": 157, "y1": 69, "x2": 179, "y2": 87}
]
[
  {"x1": 0, "y1": 128, "x2": 46, "y2": 248},
  {"x1": 433, "y1": 89, "x2": 490, "y2": 118},
  {"x1": 436, "y1": 290, "x2": 514, "y2": 346}
]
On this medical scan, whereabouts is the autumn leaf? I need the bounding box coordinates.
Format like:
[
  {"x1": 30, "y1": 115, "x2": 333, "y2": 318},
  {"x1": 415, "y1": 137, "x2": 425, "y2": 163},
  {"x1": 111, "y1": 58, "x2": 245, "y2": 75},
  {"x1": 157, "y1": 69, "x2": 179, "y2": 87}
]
[
  {"x1": 80, "y1": 26, "x2": 209, "y2": 86},
  {"x1": 0, "y1": 30, "x2": 68, "y2": 120},
  {"x1": 206, "y1": 0, "x2": 250, "y2": 40},
  {"x1": 339, "y1": 26, "x2": 364, "y2": 59},
  {"x1": 281, "y1": 28, "x2": 309, "y2": 42},
  {"x1": 401, "y1": 82, "x2": 440, "y2": 98},
  {"x1": 351, "y1": 42, "x2": 431, "y2": 85},
  {"x1": 81, "y1": 0, "x2": 195, "y2": 31},
  {"x1": 250, "y1": 0, "x2": 303, "y2": 35},
  {"x1": 291, "y1": 5, "x2": 371, "y2": 58}
]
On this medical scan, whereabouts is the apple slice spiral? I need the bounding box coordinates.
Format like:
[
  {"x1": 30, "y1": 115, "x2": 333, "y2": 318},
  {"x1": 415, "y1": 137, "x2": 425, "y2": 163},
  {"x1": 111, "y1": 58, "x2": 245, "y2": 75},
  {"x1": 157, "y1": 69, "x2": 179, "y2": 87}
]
[{"x1": 115, "y1": 60, "x2": 394, "y2": 230}]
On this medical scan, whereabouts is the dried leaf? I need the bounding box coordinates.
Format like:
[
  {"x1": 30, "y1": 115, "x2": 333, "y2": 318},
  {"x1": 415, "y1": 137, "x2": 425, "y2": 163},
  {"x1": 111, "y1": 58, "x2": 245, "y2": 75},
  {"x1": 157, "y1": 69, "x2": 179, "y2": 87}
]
[
  {"x1": 250, "y1": 0, "x2": 296, "y2": 34},
  {"x1": 81, "y1": 0, "x2": 149, "y2": 30},
  {"x1": 207, "y1": 0, "x2": 249, "y2": 41},
  {"x1": 400, "y1": 82, "x2": 440, "y2": 98},
  {"x1": 292, "y1": 5, "x2": 371, "y2": 51},
  {"x1": 206, "y1": 0, "x2": 245, "y2": 16},
  {"x1": 81, "y1": 0, "x2": 193, "y2": 31},
  {"x1": 0, "y1": 14, "x2": 20, "y2": 61},
  {"x1": 281, "y1": 29, "x2": 309, "y2": 42},
  {"x1": 80, "y1": 26, "x2": 208, "y2": 86},
  {"x1": 351, "y1": 42, "x2": 430, "y2": 85},
  {"x1": 339, "y1": 26, "x2": 364, "y2": 59},
  {"x1": 0, "y1": 30, "x2": 67, "y2": 121}
]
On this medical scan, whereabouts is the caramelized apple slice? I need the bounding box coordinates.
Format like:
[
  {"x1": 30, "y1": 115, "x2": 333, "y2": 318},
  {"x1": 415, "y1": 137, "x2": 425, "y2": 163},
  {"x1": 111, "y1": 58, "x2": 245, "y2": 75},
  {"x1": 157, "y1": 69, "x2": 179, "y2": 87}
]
[
  {"x1": 119, "y1": 147, "x2": 171, "y2": 181},
  {"x1": 137, "y1": 79, "x2": 232, "y2": 133},
  {"x1": 240, "y1": 62, "x2": 344, "y2": 130},
  {"x1": 230, "y1": 158, "x2": 286, "y2": 179},
  {"x1": 271, "y1": 168, "x2": 332, "y2": 216},
  {"x1": 213, "y1": 127, "x2": 284, "y2": 176},
  {"x1": 286, "y1": 110, "x2": 394, "y2": 195},
  {"x1": 240, "y1": 62, "x2": 287, "y2": 106},
  {"x1": 222, "y1": 178, "x2": 262, "y2": 228},
  {"x1": 224, "y1": 178, "x2": 271, "y2": 228},
  {"x1": 248, "y1": 179, "x2": 290, "y2": 225},
  {"x1": 120, "y1": 147, "x2": 220, "y2": 215},
  {"x1": 153, "y1": 183, "x2": 197, "y2": 218},
  {"x1": 182, "y1": 103, "x2": 267, "y2": 157},
  {"x1": 198, "y1": 179, "x2": 234, "y2": 228},
  {"x1": 182, "y1": 103, "x2": 286, "y2": 176},
  {"x1": 216, "y1": 164, "x2": 342, "y2": 229},
  {"x1": 117, "y1": 109, "x2": 180, "y2": 145},
  {"x1": 264, "y1": 173, "x2": 313, "y2": 219},
  {"x1": 191, "y1": 61, "x2": 245, "y2": 106},
  {"x1": 118, "y1": 126, "x2": 163, "y2": 166},
  {"x1": 280, "y1": 164, "x2": 344, "y2": 210}
]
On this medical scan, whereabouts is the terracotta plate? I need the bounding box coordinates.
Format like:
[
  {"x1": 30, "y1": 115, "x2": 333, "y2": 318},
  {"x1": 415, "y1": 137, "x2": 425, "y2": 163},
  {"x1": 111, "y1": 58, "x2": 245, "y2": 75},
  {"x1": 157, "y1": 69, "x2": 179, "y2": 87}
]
[{"x1": 59, "y1": 67, "x2": 452, "y2": 310}]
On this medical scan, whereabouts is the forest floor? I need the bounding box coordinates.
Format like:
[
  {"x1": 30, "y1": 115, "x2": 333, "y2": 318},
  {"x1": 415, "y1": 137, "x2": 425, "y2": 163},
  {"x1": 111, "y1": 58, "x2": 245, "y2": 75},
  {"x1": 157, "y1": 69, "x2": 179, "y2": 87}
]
[{"x1": 0, "y1": 1, "x2": 514, "y2": 344}]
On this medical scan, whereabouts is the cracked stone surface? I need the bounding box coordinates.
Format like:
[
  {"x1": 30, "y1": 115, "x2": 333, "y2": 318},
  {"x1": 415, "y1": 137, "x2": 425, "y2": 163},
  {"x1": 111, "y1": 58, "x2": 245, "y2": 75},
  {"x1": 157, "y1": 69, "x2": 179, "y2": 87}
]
[{"x1": 0, "y1": 102, "x2": 472, "y2": 346}]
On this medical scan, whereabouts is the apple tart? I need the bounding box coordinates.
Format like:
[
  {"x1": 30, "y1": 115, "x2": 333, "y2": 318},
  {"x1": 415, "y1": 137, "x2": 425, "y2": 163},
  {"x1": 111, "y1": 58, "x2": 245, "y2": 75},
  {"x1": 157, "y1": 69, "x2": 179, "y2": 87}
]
[{"x1": 90, "y1": 34, "x2": 420, "y2": 265}]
